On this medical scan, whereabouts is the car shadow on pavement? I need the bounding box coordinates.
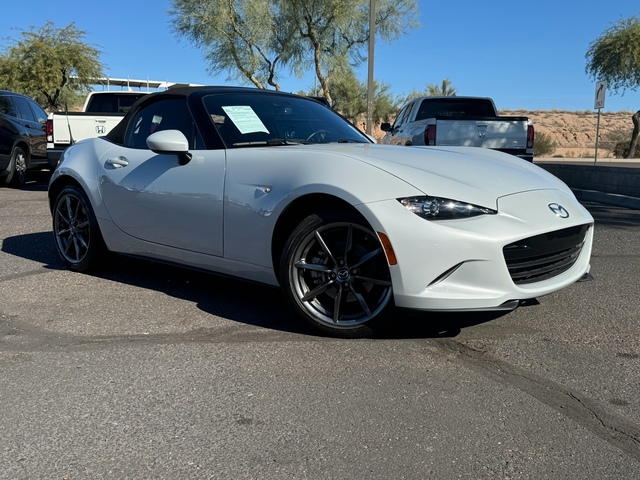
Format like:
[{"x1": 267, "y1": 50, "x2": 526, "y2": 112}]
[
  {"x1": 1, "y1": 232, "x2": 65, "y2": 269},
  {"x1": 96, "y1": 256, "x2": 511, "y2": 339},
  {"x1": 80, "y1": 254, "x2": 319, "y2": 337},
  {"x1": 20, "y1": 170, "x2": 53, "y2": 192},
  {"x1": 2, "y1": 231, "x2": 510, "y2": 340},
  {"x1": 583, "y1": 201, "x2": 640, "y2": 227},
  {"x1": 382, "y1": 310, "x2": 508, "y2": 339}
]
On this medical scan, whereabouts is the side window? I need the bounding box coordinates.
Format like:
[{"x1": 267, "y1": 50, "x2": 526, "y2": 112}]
[
  {"x1": 0, "y1": 95, "x2": 18, "y2": 117},
  {"x1": 28, "y1": 100, "x2": 47, "y2": 123},
  {"x1": 14, "y1": 96, "x2": 37, "y2": 122},
  {"x1": 392, "y1": 103, "x2": 412, "y2": 130},
  {"x1": 124, "y1": 98, "x2": 204, "y2": 150}
]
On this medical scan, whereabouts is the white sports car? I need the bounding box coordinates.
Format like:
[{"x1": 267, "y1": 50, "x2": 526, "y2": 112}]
[{"x1": 48, "y1": 87, "x2": 594, "y2": 337}]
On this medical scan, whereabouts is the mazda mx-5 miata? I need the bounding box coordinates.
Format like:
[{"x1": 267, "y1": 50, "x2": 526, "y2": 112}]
[{"x1": 48, "y1": 87, "x2": 594, "y2": 337}]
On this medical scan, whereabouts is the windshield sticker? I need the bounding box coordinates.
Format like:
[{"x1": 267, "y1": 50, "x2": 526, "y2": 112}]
[{"x1": 222, "y1": 106, "x2": 269, "y2": 134}]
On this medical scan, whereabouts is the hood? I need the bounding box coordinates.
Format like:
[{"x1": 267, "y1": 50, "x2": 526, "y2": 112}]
[{"x1": 318, "y1": 144, "x2": 571, "y2": 209}]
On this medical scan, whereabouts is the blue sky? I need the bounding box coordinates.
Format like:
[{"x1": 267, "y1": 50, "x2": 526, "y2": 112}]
[{"x1": 1, "y1": 0, "x2": 639, "y2": 112}]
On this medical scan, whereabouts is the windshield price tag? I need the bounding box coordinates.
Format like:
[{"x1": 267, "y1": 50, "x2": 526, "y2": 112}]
[{"x1": 222, "y1": 106, "x2": 270, "y2": 134}]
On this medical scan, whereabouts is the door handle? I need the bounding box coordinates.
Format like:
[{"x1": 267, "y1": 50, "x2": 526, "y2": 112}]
[{"x1": 106, "y1": 156, "x2": 129, "y2": 168}]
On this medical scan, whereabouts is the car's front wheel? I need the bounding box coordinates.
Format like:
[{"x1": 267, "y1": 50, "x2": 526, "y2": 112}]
[
  {"x1": 281, "y1": 210, "x2": 394, "y2": 337},
  {"x1": 52, "y1": 185, "x2": 107, "y2": 272}
]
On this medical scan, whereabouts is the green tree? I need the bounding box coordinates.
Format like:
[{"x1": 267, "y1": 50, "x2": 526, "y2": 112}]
[
  {"x1": 170, "y1": 0, "x2": 419, "y2": 103},
  {"x1": 0, "y1": 21, "x2": 104, "y2": 111},
  {"x1": 281, "y1": 0, "x2": 418, "y2": 104},
  {"x1": 586, "y1": 16, "x2": 640, "y2": 158},
  {"x1": 397, "y1": 78, "x2": 457, "y2": 106},
  {"x1": 170, "y1": 0, "x2": 287, "y2": 90},
  {"x1": 328, "y1": 68, "x2": 396, "y2": 126},
  {"x1": 427, "y1": 78, "x2": 456, "y2": 96}
]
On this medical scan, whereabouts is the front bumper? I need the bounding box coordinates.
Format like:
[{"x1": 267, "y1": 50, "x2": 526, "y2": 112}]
[{"x1": 357, "y1": 189, "x2": 594, "y2": 312}]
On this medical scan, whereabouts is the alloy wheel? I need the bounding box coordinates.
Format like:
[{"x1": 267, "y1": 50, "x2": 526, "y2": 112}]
[
  {"x1": 54, "y1": 192, "x2": 92, "y2": 265},
  {"x1": 289, "y1": 221, "x2": 392, "y2": 329}
]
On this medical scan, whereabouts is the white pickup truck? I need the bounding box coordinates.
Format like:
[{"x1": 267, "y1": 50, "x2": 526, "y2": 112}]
[
  {"x1": 381, "y1": 96, "x2": 534, "y2": 161},
  {"x1": 45, "y1": 91, "x2": 148, "y2": 165}
]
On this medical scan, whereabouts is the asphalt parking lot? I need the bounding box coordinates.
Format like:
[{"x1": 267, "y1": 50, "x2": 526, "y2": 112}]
[{"x1": 1, "y1": 172, "x2": 640, "y2": 479}]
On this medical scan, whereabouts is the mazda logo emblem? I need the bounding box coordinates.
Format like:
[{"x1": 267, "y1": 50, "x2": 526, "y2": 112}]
[{"x1": 548, "y1": 203, "x2": 569, "y2": 218}]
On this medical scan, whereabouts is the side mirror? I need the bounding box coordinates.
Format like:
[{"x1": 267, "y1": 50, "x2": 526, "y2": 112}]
[
  {"x1": 380, "y1": 122, "x2": 392, "y2": 132},
  {"x1": 147, "y1": 129, "x2": 192, "y2": 165}
]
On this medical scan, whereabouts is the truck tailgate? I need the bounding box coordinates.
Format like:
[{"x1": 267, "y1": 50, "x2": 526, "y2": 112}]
[{"x1": 435, "y1": 117, "x2": 528, "y2": 149}]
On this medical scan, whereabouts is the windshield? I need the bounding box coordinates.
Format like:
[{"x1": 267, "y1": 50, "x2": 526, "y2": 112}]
[{"x1": 203, "y1": 93, "x2": 370, "y2": 147}]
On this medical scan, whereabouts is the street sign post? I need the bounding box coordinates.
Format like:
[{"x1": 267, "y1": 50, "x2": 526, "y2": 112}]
[{"x1": 594, "y1": 81, "x2": 607, "y2": 165}]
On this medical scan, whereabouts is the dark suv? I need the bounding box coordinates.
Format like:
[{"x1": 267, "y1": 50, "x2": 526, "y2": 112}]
[{"x1": 0, "y1": 90, "x2": 49, "y2": 187}]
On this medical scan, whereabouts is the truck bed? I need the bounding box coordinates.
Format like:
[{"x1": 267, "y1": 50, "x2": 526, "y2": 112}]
[{"x1": 47, "y1": 112, "x2": 125, "y2": 164}]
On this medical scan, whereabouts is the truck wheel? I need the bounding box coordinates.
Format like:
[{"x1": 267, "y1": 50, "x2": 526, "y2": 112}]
[{"x1": 280, "y1": 210, "x2": 394, "y2": 338}]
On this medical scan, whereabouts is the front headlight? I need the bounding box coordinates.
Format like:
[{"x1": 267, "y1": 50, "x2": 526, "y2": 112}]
[{"x1": 398, "y1": 196, "x2": 497, "y2": 220}]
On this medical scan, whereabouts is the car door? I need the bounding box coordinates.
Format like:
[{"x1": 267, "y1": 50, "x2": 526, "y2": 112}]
[
  {"x1": 98, "y1": 98, "x2": 225, "y2": 257},
  {"x1": 0, "y1": 95, "x2": 19, "y2": 166},
  {"x1": 13, "y1": 95, "x2": 47, "y2": 159}
]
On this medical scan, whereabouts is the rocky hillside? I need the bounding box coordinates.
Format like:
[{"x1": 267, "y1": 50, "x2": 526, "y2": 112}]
[{"x1": 501, "y1": 109, "x2": 636, "y2": 158}]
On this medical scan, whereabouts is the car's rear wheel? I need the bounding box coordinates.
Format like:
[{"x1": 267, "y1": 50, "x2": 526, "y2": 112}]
[
  {"x1": 53, "y1": 185, "x2": 107, "y2": 272},
  {"x1": 281, "y1": 210, "x2": 394, "y2": 337}
]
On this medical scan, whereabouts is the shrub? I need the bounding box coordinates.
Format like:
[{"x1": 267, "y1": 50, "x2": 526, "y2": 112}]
[
  {"x1": 602, "y1": 129, "x2": 631, "y2": 153},
  {"x1": 613, "y1": 139, "x2": 640, "y2": 158},
  {"x1": 533, "y1": 132, "x2": 556, "y2": 157}
]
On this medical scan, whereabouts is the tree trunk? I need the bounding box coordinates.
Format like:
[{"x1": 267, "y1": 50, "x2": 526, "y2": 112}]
[{"x1": 626, "y1": 110, "x2": 640, "y2": 158}]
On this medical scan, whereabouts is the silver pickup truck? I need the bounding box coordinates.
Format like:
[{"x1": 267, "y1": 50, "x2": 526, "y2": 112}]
[{"x1": 381, "y1": 96, "x2": 534, "y2": 162}]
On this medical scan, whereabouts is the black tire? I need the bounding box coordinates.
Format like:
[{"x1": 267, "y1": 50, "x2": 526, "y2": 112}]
[
  {"x1": 3, "y1": 146, "x2": 27, "y2": 188},
  {"x1": 52, "y1": 184, "x2": 108, "y2": 272},
  {"x1": 280, "y1": 210, "x2": 394, "y2": 338}
]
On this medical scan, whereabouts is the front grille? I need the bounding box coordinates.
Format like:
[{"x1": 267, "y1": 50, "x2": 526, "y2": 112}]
[{"x1": 503, "y1": 224, "x2": 590, "y2": 285}]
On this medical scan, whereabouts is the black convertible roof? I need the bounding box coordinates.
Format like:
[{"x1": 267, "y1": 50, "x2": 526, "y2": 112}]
[{"x1": 141, "y1": 85, "x2": 299, "y2": 100}]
